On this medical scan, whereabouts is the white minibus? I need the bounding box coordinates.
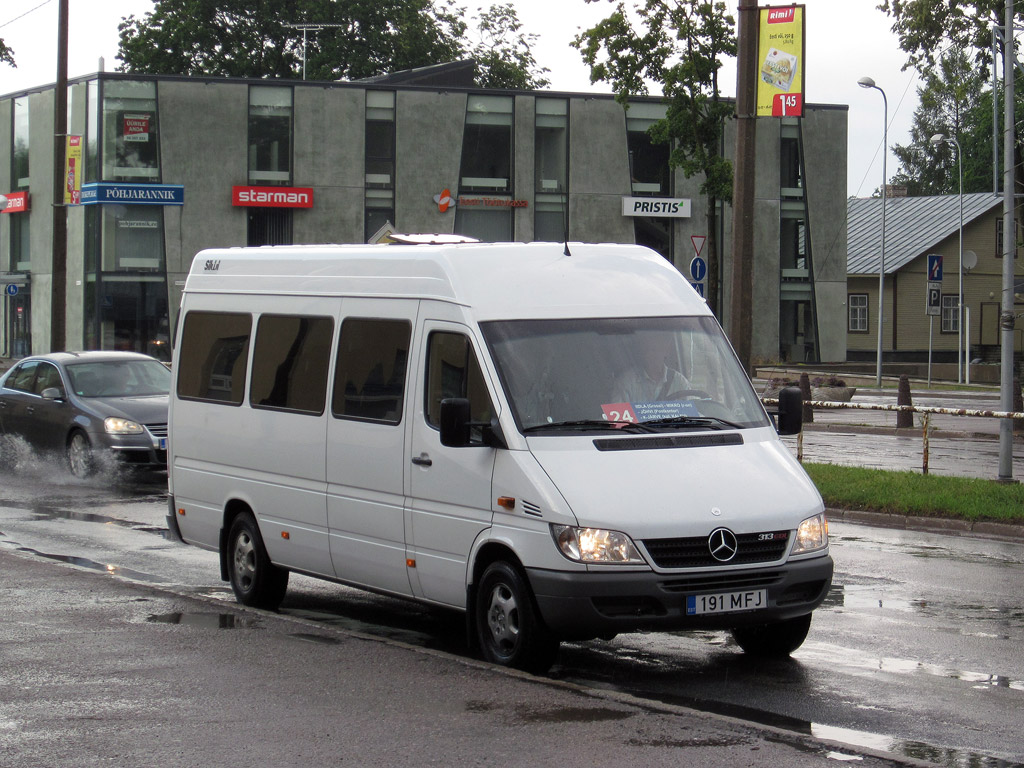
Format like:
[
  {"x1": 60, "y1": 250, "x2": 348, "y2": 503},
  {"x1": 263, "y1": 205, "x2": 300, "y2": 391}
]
[{"x1": 167, "y1": 241, "x2": 832, "y2": 672}]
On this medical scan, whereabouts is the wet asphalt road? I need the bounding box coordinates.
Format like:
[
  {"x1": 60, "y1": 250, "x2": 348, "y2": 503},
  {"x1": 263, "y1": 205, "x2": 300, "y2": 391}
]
[{"x1": 0, "y1": 459, "x2": 1022, "y2": 768}]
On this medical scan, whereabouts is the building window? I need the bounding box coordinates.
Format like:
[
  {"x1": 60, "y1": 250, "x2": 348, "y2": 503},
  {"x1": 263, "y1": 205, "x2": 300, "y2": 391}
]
[
  {"x1": 995, "y1": 218, "x2": 1021, "y2": 259},
  {"x1": 941, "y1": 294, "x2": 959, "y2": 333},
  {"x1": 102, "y1": 80, "x2": 160, "y2": 182},
  {"x1": 626, "y1": 102, "x2": 670, "y2": 258},
  {"x1": 12, "y1": 96, "x2": 29, "y2": 189},
  {"x1": 848, "y1": 294, "x2": 868, "y2": 333},
  {"x1": 247, "y1": 209, "x2": 293, "y2": 246},
  {"x1": 248, "y1": 86, "x2": 292, "y2": 184},
  {"x1": 365, "y1": 91, "x2": 395, "y2": 242},
  {"x1": 535, "y1": 98, "x2": 568, "y2": 242},
  {"x1": 455, "y1": 95, "x2": 514, "y2": 242}
]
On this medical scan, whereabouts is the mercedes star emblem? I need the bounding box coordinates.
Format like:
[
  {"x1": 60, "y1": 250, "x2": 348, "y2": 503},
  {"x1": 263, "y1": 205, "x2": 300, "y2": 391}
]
[{"x1": 708, "y1": 527, "x2": 738, "y2": 562}]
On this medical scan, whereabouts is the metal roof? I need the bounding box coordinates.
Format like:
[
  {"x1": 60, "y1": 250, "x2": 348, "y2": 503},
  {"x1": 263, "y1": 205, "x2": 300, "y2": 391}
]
[{"x1": 847, "y1": 192, "x2": 1002, "y2": 275}]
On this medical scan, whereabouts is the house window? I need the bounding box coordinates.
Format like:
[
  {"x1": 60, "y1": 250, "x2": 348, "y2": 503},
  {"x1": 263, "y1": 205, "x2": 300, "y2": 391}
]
[
  {"x1": 102, "y1": 80, "x2": 160, "y2": 181},
  {"x1": 626, "y1": 102, "x2": 670, "y2": 258},
  {"x1": 535, "y1": 98, "x2": 568, "y2": 242},
  {"x1": 248, "y1": 86, "x2": 292, "y2": 184},
  {"x1": 995, "y1": 218, "x2": 1021, "y2": 259},
  {"x1": 12, "y1": 96, "x2": 29, "y2": 189},
  {"x1": 941, "y1": 294, "x2": 959, "y2": 333},
  {"x1": 848, "y1": 294, "x2": 868, "y2": 333}
]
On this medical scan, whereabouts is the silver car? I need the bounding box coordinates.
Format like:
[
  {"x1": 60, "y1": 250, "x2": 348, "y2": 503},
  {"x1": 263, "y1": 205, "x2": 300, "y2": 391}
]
[{"x1": 0, "y1": 351, "x2": 170, "y2": 477}]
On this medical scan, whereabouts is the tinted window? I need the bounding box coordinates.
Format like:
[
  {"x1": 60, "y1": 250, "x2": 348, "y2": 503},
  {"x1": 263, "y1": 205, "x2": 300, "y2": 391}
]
[
  {"x1": 7, "y1": 361, "x2": 38, "y2": 392},
  {"x1": 177, "y1": 312, "x2": 252, "y2": 404},
  {"x1": 425, "y1": 332, "x2": 493, "y2": 440},
  {"x1": 33, "y1": 363, "x2": 63, "y2": 395},
  {"x1": 332, "y1": 318, "x2": 410, "y2": 424},
  {"x1": 250, "y1": 315, "x2": 333, "y2": 414}
]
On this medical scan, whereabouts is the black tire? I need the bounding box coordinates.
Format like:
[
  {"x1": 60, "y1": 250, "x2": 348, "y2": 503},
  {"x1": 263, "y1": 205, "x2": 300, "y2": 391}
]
[
  {"x1": 67, "y1": 430, "x2": 95, "y2": 478},
  {"x1": 475, "y1": 560, "x2": 559, "y2": 673},
  {"x1": 226, "y1": 512, "x2": 289, "y2": 610},
  {"x1": 731, "y1": 613, "x2": 812, "y2": 658}
]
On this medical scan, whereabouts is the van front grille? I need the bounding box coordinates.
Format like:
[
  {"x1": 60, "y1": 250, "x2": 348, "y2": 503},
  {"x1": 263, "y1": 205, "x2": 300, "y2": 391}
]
[{"x1": 642, "y1": 531, "x2": 789, "y2": 569}]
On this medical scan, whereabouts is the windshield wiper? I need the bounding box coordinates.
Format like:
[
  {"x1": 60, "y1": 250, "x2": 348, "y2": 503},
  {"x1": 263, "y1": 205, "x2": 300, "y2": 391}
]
[
  {"x1": 639, "y1": 415, "x2": 744, "y2": 431},
  {"x1": 522, "y1": 419, "x2": 655, "y2": 434}
]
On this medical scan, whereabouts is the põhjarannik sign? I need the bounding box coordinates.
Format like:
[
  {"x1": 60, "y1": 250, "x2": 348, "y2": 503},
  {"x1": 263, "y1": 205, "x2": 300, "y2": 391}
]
[{"x1": 81, "y1": 183, "x2": 185, "y2": 206}]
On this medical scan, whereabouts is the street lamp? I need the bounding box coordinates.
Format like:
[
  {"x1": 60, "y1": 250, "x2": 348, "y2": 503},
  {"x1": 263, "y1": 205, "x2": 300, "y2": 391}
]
[
  {"x1": 929, "y1": 133, "x2": 964, "y2": 384},
  {"x1": 858, "y1": 76, "x2": 887, "y2": 388}
]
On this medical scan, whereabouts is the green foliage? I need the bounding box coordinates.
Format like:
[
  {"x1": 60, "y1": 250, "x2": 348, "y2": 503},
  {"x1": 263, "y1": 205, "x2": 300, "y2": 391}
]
[
  {"x1": 116, "y1": 0, "x2": 545, "y2": 87},
  {"x1": 805, "y1": 462, "x2": 1024, "y2": 523},
  {"x1": 572, "y1": 0, "x2": 736, "y2": 315},
  {"x1": 889, "y1": 49, "x2": 995, "y2": 195},
  {"x1": 0, "y1": 38, "x2": 14, "y2": 68}
]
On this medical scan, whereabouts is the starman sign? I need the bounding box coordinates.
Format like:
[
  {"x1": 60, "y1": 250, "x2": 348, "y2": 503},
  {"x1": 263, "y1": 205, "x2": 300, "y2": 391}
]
[{"x1": 232, "y1": 186, "x2": 314, "y2": 208}]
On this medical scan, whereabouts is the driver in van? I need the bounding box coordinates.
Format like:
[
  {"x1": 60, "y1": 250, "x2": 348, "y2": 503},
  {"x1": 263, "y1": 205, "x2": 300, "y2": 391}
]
[{"x1": 614, "y1": 332, "x2": 689, "y2": 403}]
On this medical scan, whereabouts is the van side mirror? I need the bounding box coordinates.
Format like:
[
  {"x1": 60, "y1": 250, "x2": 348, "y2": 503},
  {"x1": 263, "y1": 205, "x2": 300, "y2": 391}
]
[
  {"x1": 439, "y1": 397, "x2": 508, "y2": 449},
  {"x1": 775, "y1": 386, "x2": 803, "y2": 435},
  {"x1": 440, "y1": 398, "x2": 471, "y2": 447}
]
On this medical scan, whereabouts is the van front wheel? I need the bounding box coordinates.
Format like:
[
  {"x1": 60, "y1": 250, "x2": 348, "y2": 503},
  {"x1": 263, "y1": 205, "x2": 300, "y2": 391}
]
[
  {"x1": 227, "y1": 513, "x2": 288, "y2": 610},
  {"x1": 731, "y1": 613, "x2": 812, "y2": 658},
  {"x1": 475, "y1": 561, "x2": 558, "y2": 673}
]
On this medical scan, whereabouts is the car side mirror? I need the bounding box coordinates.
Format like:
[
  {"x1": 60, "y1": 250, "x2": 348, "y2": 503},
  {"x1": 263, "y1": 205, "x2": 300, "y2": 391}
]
[
  {"x1": 775, "y1": 386, "x2": 803, "y2": 435},
  {"x1": 40, "y1": 387, "x2": 65, "y2": 401}
]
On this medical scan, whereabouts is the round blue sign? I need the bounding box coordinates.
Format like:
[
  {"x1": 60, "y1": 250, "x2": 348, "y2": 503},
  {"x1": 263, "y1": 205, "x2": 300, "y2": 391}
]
[
  {"x1": 689, "y1": 256, "x2": 707, "y2": 282},
  {"x1": 5, "y1": 283, "x2": 18, "y2": 297}
]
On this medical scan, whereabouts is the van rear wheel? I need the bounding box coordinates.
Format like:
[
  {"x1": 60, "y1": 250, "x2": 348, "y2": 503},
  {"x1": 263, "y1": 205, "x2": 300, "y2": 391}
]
[
  {"x1": 227, "y1": 512, "x2": 288, "y2": 610},
  {"x1": 475, "y1": 561, "x2": 558, "y2": 674},
  {"x1": 731, "y1": 613, "x2": 812, "y2": 658}
]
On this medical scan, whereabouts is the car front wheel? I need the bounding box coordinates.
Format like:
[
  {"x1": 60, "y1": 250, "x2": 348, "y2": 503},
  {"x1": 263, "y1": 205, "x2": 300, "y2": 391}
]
[{"x1": 67, "y1": 430, "x2": 94, "y2": 478}]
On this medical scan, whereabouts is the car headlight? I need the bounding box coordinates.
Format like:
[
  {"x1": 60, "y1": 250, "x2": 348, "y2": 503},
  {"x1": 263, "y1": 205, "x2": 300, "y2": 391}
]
[
  {"x1": 104, "y1": 417, "x2": 144, "y2": 435},
  {"x1": 551, "y1": 524, "x2": 645, "y2": 564},
  {"x1": 792, "y1": 513, "x2": 828, "y2": 554}
]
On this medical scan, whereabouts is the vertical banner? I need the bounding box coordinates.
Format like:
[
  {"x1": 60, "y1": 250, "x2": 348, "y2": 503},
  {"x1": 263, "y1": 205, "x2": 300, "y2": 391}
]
[
  {"x1": 756, "y1": 5, "x2": 805, "y2": 117},
  {"x1": 64, "y1": 135, "x2": 83, "y2": 205}
]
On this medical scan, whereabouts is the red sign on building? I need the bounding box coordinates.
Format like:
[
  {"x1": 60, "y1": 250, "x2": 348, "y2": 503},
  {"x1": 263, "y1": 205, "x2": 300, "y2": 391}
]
[
  {"x1": 232, "y1": 186, "x2": 314, "y2": 208},
  {"x1": 1, "y1": 191, "x2": 29, "y2": 213}
]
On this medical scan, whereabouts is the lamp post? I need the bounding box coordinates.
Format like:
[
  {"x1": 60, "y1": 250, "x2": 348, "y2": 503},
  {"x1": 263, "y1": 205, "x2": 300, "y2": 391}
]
[
  {"x1": 858, "y1": 76, "x2": 887, "y2": 388},
  {"x1": 929, "y1": 133, "x2": 964, "y2": 384}
]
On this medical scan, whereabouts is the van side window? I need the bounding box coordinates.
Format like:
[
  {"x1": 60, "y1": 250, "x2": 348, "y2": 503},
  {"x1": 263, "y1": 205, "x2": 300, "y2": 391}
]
[
  {"x1": 177, "y1": 312, "x2": 252, "y2": 404},
  {"x1": 331, "y1": 318, "x2": 411, "y2": 425},
  {"x1": 425, "y1": 332, "x2": 493, "y2": 438},
  {"x1": 250, "y1": 314, "x2": 334, "y2": 415}
]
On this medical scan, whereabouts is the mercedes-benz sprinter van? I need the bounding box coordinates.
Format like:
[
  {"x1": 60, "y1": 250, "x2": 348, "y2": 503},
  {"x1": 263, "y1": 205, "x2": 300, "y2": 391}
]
[{"x1": 167, "y1": 241, "x2": 832, "y2": 672}]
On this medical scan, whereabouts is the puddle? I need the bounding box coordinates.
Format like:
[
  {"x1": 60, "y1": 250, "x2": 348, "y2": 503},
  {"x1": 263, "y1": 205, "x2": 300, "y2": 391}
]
[
  {"x1": 811, "y1": 723, "x2": 1024, "y2": 768},
  {"x1": 2, "y1": 541, "x2": 168, "y2": 584},
  {"x1": 147, "y1": 612, "x2": 259, "y2": 629}
]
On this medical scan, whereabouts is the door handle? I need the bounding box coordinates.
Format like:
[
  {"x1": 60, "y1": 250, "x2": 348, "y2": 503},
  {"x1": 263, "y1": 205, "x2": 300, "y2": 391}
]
[{"x1": 411, "y1": 454, "x2": 432, "y2": 467}]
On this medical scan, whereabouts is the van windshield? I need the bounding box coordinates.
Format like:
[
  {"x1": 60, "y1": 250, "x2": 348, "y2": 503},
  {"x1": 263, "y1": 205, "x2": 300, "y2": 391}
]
[{"x1": 481, "y1": 317, "x2": 771, "y2": 434}]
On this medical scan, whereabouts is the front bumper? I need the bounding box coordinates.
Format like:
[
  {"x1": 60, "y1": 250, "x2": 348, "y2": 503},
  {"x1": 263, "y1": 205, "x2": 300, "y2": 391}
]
[{"x1": 527, "y1": 554, "x2": 833, "y2": 640}]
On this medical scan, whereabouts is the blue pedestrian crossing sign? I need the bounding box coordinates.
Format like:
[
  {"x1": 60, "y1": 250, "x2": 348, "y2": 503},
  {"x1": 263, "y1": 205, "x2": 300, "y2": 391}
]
[
  {"x1": 927, "y1": 253, "x2": 943, "y2": 282},
  {"x1": 4, "y1": 283, "x2": 18, "y2": 297}
]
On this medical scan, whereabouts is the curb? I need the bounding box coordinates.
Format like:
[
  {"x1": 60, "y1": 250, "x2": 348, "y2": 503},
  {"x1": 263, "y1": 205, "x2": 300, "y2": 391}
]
[
  {"x1": 828, "y1": 507, "x2": 1024, "y2": 541},
  {"x1": 802, "y1": 422, "x2": 1023, "y2": 442}
]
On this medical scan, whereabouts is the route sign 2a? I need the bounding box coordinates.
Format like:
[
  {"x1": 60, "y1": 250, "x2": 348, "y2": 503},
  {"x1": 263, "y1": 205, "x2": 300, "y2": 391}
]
[{"x1": 927, "y1": 253, "x2": 943, "y2": 282}]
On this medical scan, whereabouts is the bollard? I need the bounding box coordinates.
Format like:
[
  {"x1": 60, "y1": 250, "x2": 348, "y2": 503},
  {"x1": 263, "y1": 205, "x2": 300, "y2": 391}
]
[
  {"x1": 799, "y1": 372, "x2": 813, "y2": 424},
  {"x1": 896, "y1": 374, "x2": 914, "y2": 429},
  {"x1": 1014, "y1": 376, "x2": 1023, "y2": 433}
]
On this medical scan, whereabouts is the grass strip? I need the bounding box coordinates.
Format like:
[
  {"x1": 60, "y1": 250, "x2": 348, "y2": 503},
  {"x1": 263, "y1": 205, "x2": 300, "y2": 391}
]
[{"x1": 803, "y1": 462, "x2": 1024, "y2": 524}]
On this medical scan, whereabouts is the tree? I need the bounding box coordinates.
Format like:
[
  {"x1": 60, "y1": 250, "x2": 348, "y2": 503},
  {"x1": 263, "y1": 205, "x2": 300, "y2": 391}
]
[
  {"x1": 116, "y1": 0, "x2": 546, "y2": 88},
  {"x1": 469, "y1": 3, "x2": 550, "y2": 89},
  {"x1": 889, "y1": 49, "x2": 992, "y2": 196},
  {"x1": 573, "y1": 0, "x2": 736, "y2": 316},
  {"x1": 0, "y1": 38, "x2": 14, "y2": 68}
]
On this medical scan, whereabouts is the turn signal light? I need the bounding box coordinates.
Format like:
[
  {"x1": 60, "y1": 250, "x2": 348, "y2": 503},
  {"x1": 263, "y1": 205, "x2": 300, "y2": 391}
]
[
  {"x1": 497, "y1": 496, "x2": 516, "y2": 510},
  {"x1": 177, "y1": 508, "x2": 186, "y2": 516},
  {"x1": 281, "y1": 531, "x2": 290, "y2": 540},
  {"x1": 406, "y1": 558, "x2": 416, "y2": 568}
]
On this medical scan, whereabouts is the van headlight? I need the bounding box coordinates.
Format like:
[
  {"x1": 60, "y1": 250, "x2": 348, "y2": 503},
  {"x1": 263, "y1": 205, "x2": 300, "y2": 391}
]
[
  {"x1": 792, "y1": 513, "x2": 828, "y2": 554},
  {"x1": 104, "y1": 417, "x2": 144, "y2": 435},
  {"x1": 551, "y1": 524, "x2": 645, "y2": 564}
]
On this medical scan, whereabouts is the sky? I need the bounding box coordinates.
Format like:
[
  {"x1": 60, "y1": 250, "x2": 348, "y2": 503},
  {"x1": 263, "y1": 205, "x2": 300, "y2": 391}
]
[{"x1": 0, "y1": 0, "x2": 921, "y2": 197}]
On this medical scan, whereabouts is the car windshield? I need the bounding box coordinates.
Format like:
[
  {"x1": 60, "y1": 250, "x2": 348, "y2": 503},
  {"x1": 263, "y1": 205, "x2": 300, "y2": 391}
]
[
  {"x1": 481, "y1": 316, "x2": 771, "y2": 434},
  {"x1": 67, "y1": 360, "x2": 172, "y2": 398}
]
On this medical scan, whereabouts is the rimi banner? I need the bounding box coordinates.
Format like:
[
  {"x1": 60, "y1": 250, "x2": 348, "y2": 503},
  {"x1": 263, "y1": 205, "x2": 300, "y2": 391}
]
[
  {"x1": 64, "y1": 135, "x2": 82, "y2": 205},
  {"x1": 756, "y1": 5, "x2": 805, "y2": 117}
]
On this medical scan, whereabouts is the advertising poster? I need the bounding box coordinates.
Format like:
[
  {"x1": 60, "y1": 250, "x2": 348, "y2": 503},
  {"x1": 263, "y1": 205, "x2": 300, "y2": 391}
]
[
  {"x1": 64, "y1": 135, "x2": 82, "y2": 205},
  {"x1": 756, "y1": 5, "x2": 805, "y2": 117}
]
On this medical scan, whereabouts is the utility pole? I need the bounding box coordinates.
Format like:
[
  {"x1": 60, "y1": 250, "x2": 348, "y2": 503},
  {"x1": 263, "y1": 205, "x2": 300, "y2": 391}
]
[
  {"x1": 730, "y1": 0, "x2": 758, "y2": 374},
  {"x1": 998, "y1": 0, "x2": 1016, "y2": 481},
  {"x1": 50, "y1": 0, "x2": 68, "y2": 352}
]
